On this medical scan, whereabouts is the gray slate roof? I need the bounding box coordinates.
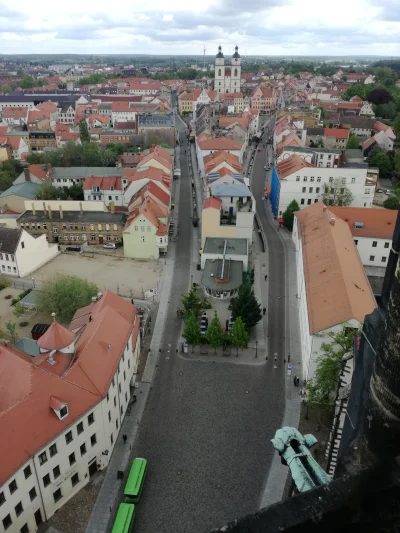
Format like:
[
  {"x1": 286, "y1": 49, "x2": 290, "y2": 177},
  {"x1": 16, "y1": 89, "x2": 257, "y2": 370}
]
[
  {"x1": 138, "y1": 115, "x2": 174, "y2": 127},
  {"x1": 17, "y1": 211, "x2": 127, "y2": 224},
  {"x1": 0, "y1": 227, "x2": 21, "y2": 253},
  {"x1": 211, "y1": 182, "x2": 251, "y2": 197},
  {"x1": 306, "y1": 128, "x2": 325, "y2": 136},
  {"x1": 52, "y1": 167, "x2": 124, "y2": 179},
  {"x1": 203, "y1": 237, "x2": 247, "y2": 255},
  {"x1": 284, "y1": 146, "x2": 341, "y2": 155},
  {"x1": 0, "y1": 182, "x2": 41, "y2": 199},
  {"x1": 339, "y1": 116, "x2": 375, "y2": 129},
  {"x1": 202, "y1": 259, "x2": 243, "y2": 291}
]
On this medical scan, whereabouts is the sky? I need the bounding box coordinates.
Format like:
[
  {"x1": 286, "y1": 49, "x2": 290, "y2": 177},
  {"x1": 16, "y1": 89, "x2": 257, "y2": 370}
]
[{"x1": 0, "y1": 0, "x2": 399, "y2": 56}]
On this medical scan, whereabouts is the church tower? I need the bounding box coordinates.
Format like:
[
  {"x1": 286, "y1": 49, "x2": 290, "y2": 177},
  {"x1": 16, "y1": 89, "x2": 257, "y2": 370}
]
[
  {"x1": 214, "y1": 46, "x2": 225, "y2": 95},
  {"x1": 230, "y1": 45, "x2": 241, "y2": 93}
]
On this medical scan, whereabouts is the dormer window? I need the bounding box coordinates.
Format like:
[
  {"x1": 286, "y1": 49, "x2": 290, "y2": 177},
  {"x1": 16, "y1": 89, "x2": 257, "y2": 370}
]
[
  {"x1": 60, "y1": 405, "x2": 68, "y2": 419},
  {"x1": 50, "y1": 396, "x2": 69, "y2": 421}
]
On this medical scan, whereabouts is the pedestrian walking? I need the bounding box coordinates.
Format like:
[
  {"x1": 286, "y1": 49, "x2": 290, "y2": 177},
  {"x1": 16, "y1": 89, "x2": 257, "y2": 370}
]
[
  {"x1": 293, "y1": 375, "x2": 297, "y2": 386},
  {"x1": 264, "y1": 274, "x2": 268, "y2": 281},
  {"x1": 123, "y1": 434, "x2": 127, "y2": 445},
  {"x1": 296, "y1": 377, "x2": 300, "y2": 387},
  {"x1": 263, "y1": 307, "x2": 266, "y2": 315}
]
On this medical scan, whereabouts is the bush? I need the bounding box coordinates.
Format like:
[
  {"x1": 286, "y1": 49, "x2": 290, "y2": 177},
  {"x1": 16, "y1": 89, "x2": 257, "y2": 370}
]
[
  {"x1": 11, "y1": 298, "x2": 19, "y2": 306},
  {"x1": 0, "y1": 274, "x2": 12, "y2": 291}
]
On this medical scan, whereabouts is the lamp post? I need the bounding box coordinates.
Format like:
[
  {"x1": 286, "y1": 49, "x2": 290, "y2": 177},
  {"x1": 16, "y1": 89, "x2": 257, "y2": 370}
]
[
  {"x1": 31, "y1": 277, "x2": 35, "y2": 289},
  {"x1": 255, "y1": 340, "x2": 258, "y2": 358}
]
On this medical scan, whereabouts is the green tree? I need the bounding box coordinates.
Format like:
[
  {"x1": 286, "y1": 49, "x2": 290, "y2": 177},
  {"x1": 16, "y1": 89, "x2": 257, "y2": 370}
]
[
  {"x1": 5, "y1": 321, "x2": 17, "y2": 343},
  {"x1": 20, "y1": 76, "x2": 37, "y2": 89},
  {"x1": 307, "y1": 324, "x2": 358, "y2": 412},
  {"x1": 37, "y1": 274, "x2": 99, "y2": 324},
  {"x1": 383, "y1": 188, "x2": 400, "y2": 210},
  {"x1": 1, "y1": 84, "x2": 11, "y2": 94},
  {"x1": 346, "y1": 133, "x2": 359, "y2": 149},
  {"x1": 180, "y1": 286, "x2": 210, "y2": 320},
  {"x1": 229, "y1": 317, "x2": 248, "y2": 356},
  {"x1": 368, "y1": 152, "x2": 393, "y2": 180},
  {"x1": 63, "y1": 183, "x2": 84, "y2": 200},
  {"x1": 13, "y1": 302, "x2": 25, "y2": 318},
  {"x1": 183, "y1": 312, "x2": 201, "y2": 352},
  {"x1": 79, "y1": 119, "x2": 90, "y2": 143},
  {"x1": 282, "y1": 199, "x2": 300, "y2": 231},
  {"x1": 0, "y1": 171, "x2": 14, "y2": 192},
  {"x1": 206, "y1": 311, "x2": 224, "y2": 353},
  {"x1": 317, "y1": 106, "x2": 326, "y2": 120},
  {"x1": 230, "y1": 283, "x2": 262, "y2": 331},
  {"x1": 320, "y1": 178, "x2": 354, "y2": 206},
  {"x1": 37, "y1": 182, "x2": 67, "y2": 200}
]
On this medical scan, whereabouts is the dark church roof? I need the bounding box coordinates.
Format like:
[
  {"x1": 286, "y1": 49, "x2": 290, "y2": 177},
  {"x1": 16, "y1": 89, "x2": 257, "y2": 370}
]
[
  {"x1": 216, "y1": 46, "x2": 224, "y2": 58},
  {"x1": 232, "y1": 46, "x2": 241, "y2": 59}
]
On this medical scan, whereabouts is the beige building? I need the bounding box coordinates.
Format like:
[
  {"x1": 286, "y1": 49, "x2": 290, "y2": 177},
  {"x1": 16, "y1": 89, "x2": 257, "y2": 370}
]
[{"x1": 0, "y1": 183, "x2": 41, "y2": 214}]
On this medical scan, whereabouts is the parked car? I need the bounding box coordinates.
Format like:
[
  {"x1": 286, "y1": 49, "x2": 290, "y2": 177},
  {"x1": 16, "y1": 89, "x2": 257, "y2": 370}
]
[
  {"x1": 66, "y1": 245, "x2": 81, "y2": 252},
  {"x1": 377, "y1": 189, "x2": 383, "y2": 193},
  {"x1": 385, "y1": 190, "x2": 392, "y2": 195},
  {"x1": 103, "y1": 242, "x2": 117, "y2": 249}
]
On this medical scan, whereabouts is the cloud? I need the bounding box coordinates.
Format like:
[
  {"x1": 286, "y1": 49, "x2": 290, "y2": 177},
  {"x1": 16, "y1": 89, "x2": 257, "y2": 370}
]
[{"x1": 0, "y1": 0, "x2": 399, "y2": 54}]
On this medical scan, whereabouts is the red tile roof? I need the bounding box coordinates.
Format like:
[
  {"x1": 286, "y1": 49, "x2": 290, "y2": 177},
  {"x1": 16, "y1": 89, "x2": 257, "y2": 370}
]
[
  {"x1": 203, "y1": 197, "x2": 222, "y2": 210},
  {"x1": 37, "y1": 321, "x2": 75, "y2": 350},
  {"x1": 323, "y1": 128, "x2": 349, "y2": 139},
  {"x1": 203, "y1": 150, "x2": 242, "y2": 175},
  {"x1": 197, "y1": 137, "x2": 242, "y2": 151},
  {"x1": 5, "y1": 136, "x2": 21, "y2": 150},
  {"x1": 83, "y1": 175, "x2": 122, "y2": 191},
  {"x1": 28, "y1": 164, "x2": 47, "y2": 181},
  {"x1": 2, "y1": 107, "x2": 28, "y2": 120},
  {"x1": 276, "y1": 154, "x2": 315, "y2": 180},
  {"x1": 329, "y1": 206, "x2": 398, "y2": 239}
]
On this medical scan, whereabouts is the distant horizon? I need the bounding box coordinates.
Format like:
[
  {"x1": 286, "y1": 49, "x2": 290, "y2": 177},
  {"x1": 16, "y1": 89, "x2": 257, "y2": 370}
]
[{"x1": 0, "y1": 54, "x2": 399, "y2": 60}]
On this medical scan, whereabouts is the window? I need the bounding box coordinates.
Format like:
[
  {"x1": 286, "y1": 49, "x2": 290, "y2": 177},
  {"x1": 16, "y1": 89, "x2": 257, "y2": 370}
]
[
  {"x1": 128, "y1": 359, "x2": 130, "y2": 369},
  {"x1": 91, "y1": 234, "x2": 96, "y2": 241},
  {"x1": 125, "y1": 391, "x2": 128, "y2": 402},
  {"x1": 113, "y1": 224, "x2": 118, "y2": 231},
  {"x1": 296, "y1": 176, "x2": 300, "y2": 181},
  {"x1": 114, "y1": 396, "x2": 117, "y2": 407},
  {"x1": 384, "y1": 242, "x2": 390, "y2": 248},
  {"x1": 147, "y1": 226, "x2": 151, "y2": 232},
  {"x1": 53, "y1": 489, "x2": 62, "y2": 503},
  {"x1": 43, "y1": 474, "x2": 51, "y2": 487},
  {"x1": 20, "y1": 524, "x2": 29, "y2": 533},
  {"x1": 123, "y1": 370, "x2": 126, "y2": 381},
  {"x1": 108, "y1": 410, "x2": 111, "y2": 422},
  {"x1": 309, "y1": 187, "x2": 313, "y2": 193},
  {"x1": 365, "y1": 189, "x2": 370, "y2": 195},
  {"x1": 316, "y1": 187, "x2": 320, "y2": 193},
  {"x1": 53, "y1": 466, "x2": 61, "y2": 479},
  {"x1": 53, "y1": 227, "x2": 58, "y2": 234},
  {"x1": 303, "y1": 177, "x2": 307, "y2": 182},
  {"x1": 69, "y1": 452, "x2": 76, "y2": 466},
  {"x1": 24, "y1": 465, "x2": 32, "y2": 479},
  {"x1": 140, "y1": 236, "x2": 146, "y2": 242},
  {"x1": 7, "y1": 266, "x2": 10, "y2": 273},
  {"x1": 81, "y1": 224, "x2": 86, "y2": 230},
  {"x1": 2, "y1": 515, "x2": 12, "y2": 530},
  {"x1": 310, "y1": 177, "x2": 314, "y2": 182},
  {"x1": 111, "y1": 433, "x2": 114, "y2": 445},
  {"x1": 372, "y1": 241, "x2": 378, "y2": 248},
  {"x1": 106, "y1": 224, "x2": 110, "y2": 231},
  {"x1": 88, "y1": 413, "x2": 94, "y2": 425},
  {"x1": 302, "y1": 187, "x2": 306, "y2": 193},
  {"x1": 90, "y1": 434, "x2": 97, "y2": 446},
  {"x1": 90, "y1": 224, "x2": 94, "y2": 231},
  {"x1": 140, "y1": 225, "x2": 145, "y2": 232},
  {"x1": 317, "y1": 177, "x2": 321, "y2": 182},
  {"x1": 5, "y1": 254, "x2": 8, "y2": 261},
  {"x1": 118, "y1": 383, "x2": 121, "y2": 393},
  {"x1": 340, "y1": 188, "x2": 345, "y2": 194},
  {"x1": 370, "y1": 255, "x2": 375, "y2": 261},
  {"x1": 301, "y1": 199, "x2": 305, "y2": 205},
  {"x1": 15, "y1": 502, "x2": 23, "y2": 517},
  {"x1": 76, "y1": 421, "x2": 84, "y2": 435},
  {"x1": 351, "y1": 177, "x2": 355, "y2": 184},
  {"x1": 21, "y1": 242, "x2": 25, "y2": 249},
  {"x1": 307, "y1": 199, "x2": 312, "y2": 205},
  {"x1": 134, "y1": 225, "x2": 138, "y2": 231},
  {"x1": 49, "y1": 443, "x2": 57, "y2": 457},
  {"x1": 29, "y1": 487, "x2": 37, "y2": 501},
  {"x1": 98, "y1": 224, "x2": 102, "y2": 231},
  {"x1": 354, "y1": 239, "x2": 358, "y2": 245},
  {"x1": 8, "y1": 479, "x2": 17, "y2": 494},
  {"x1": 342, "y1": 178, "x2": 346, "y2": 184},
  {"x1": 107, "y1": 392, "x2": 109, "y2": 402},
  {"x1": 65, "y1": 431, "x2": 73, "y2": 444},
  {"x1": 71, "y1": 473, "x2": 79, "y2": 487},
  {"x1": 80, "y1": 443, "x2": 87, "y2": 456},
  {"x1": 382, "y1": 256, "x2": 387, "y2": 262}
]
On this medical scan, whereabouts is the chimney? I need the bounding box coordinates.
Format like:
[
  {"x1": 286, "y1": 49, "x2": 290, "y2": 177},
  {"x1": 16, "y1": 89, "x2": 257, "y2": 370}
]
[
  {"x1": 51, "y1": 312, "x2": 56, "y2": 322},
  {"x1": 110, "y1": 201, "x2": 115, "y2": 214},
  {"x1": 80, "y1": 202, "x2": 83, "y2": 214},
  {"x1": 32, "y1": 203, "x2": 36, "y2": 216},
  {"x1": 48, "y1": 205, "x2": 52, "y2": 219},
  {"x1": 59, "y1": 205, "x2": 63, "y2": 219},
  {"x1": 43, "y1": 201, "x2": 47, "y2": 216},
  {"x1": 24, "y1": 168, "x2": 31, "y2": 182}
]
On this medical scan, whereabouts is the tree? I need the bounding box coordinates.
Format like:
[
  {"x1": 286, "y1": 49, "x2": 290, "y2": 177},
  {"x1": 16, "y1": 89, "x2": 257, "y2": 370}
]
[
  {"x1": 37, "y1": 274, "x2": 98, "y2": 324},
  {"x1": 63, "y1": 183, "x2": 84, "y2": 200},
  {"x1": 317, "y1": 106, "x2": 326, "y2": 120},
  {"x1": 1, "y1": 84, "x2": 11, "y2": 94},
  {"x1": 366, "y1": 87, "x2": 393, "y2": 105},
  {"x1": 383, "y1": 188, "x2": 400, "y2": 210},
  {"x1": 282, "y1": 199, "x2": 300, "y2": 231},
  {"x1": 320, "y1": 178, "x2": 354, "y2": 206},
  {"x1": 368, "y1": 152, "x2": 393, "y2": 180},
  {"x1": 346, "y1": 133, "x2": 359, "y2": 149},
  {"x1": 37, "y1": 182, "x2": 67, "y2": 200},
  {"x1": 307, "y1": 324, "x2": 358, "y2": 411},
  {"x1": 5, "y1": 321, "x2": 17, "y2": 343},
  {"x1": 0, "y1": 171, "x2": 14, "y2": 192},
  {"x1": 183, "y1": 312, "x2": 201, "y2": 352},
  {"x1": 13, "y1": 302, "x2": 25, "y2": 318},
  {"x1": 229, "y1": 317, "x2": 248, "y2": 356},
  {"x1": 79, "y1": 119, "x2": 90, "y2": 143},
  {"x1": 206, "y1": 311, "x2": 224, "y2": 353},
  {"x1": 180, "y1": 286, "x2": 210, "y2": 320},
  {"x1": 230, "y1": 283, "x2": 262, "y2": 331}
]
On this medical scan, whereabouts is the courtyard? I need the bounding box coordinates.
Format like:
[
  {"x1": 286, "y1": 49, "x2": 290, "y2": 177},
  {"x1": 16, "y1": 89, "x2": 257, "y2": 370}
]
[{"x1": 24, "y1": 253, "x2": 163, "y2": 299}]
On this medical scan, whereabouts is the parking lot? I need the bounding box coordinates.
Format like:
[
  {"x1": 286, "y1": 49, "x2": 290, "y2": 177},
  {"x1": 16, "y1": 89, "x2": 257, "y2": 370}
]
[{"x1": 25, "y1": 253, "x2": 163, "y2": 298}]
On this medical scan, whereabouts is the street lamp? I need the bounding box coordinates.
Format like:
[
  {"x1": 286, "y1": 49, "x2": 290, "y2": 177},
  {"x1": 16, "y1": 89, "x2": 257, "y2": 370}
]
[
  {"x1": 255, "y1": 340, "x2": 258, "y2": 358},
  {"x1": 31, "y1": 277, "x2": 35, "y2": 289}
]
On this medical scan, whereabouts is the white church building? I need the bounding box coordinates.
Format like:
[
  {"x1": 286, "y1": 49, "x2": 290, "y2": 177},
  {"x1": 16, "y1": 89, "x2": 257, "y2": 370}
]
[{"x1": 214, "y1": 46, "x2": 242, "y2": 95}]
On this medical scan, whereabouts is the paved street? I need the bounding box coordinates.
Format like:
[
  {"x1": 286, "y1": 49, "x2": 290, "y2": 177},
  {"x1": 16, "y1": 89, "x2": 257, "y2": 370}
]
[{"x1": 128, "y1": 113, "x2": 286, "y2": 532}]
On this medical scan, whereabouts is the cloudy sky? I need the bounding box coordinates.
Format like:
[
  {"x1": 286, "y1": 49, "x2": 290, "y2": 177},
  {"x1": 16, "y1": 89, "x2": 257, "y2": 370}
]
[{"x1": 0, "y1": 0, "x2": 399, "y2": 56}]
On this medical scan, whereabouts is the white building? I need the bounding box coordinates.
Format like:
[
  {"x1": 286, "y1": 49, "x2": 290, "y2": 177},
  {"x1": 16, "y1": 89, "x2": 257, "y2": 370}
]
[
  {"x1": 214, "y1": 46, "x2": 242, "y2": 95},
  {"x1": 196, "y1": 137, "x2": 244, "y2": 175},
  {"x1": 83, "y1": 176, "x2": 124, "y2": 207},
  {"x1": 329, "y1": 206, "x2": 397, "y2": 275},
  {"x1": 273, "y1": 154, "x2": 376, "y2": 217},
  {"x1": 0, "y1": 227, "x2": 59, "y2": 277},
  {"x1": 56, "y1": 103, "x2": 76, "y2": 125},
  {"x1": 292, "y1": 202, "x2": 376, "y2": 381},
  {"x1": 276, "y1": 146, "x2": 342, "y2": 168},
  {"x1": 0, "y1": 291, "x2": 140, "y2": 532}
]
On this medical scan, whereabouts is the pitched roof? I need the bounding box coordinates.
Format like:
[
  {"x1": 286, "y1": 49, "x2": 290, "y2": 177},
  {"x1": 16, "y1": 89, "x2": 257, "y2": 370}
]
[
  {"x1": 362, "y1": 136, "x2": 376, "y2": 151},
  {"x1": 203, "y1": 150, "x2": 242, "y2": 175},
  {"x1": 137, "y1": 150, "x2": 172, "y2": 171},
  {"x1": 295, "y1": 202, "x2": 376, "y2": 334},
  {"x1": 128, "y1": 181, "x2": 170, "y2": 211},
  {"x1": 329, "y1": 206, "x2": 398, "y2": 240},
  {"x1": 276, "y1": 154, "x2": 315, "y2": 180},
  {"x1": 197, "y1": 137, "x2": 243, "y2": 151},
  {"x1": 2, "y1": 107, "x2": 28, "y2": 120},
  {"x1": 83, "y1": 175, "x2": 122, "y2": 191},
  {"x1": 28, "y1": 164, "x2": 47, "y2": 181},
  {"x1": 125, "y1": 166, "x2": 171, "y2": 189},
  {"x1": 323, "y1": 128, "x2": 349, "y2": 139},
  {"x1": 37, "y1": 321, "x2": 75, "y2": 351},
  {"x1": 5, "y1": 136, "x2": 22, "y2": 150},
  {"x1": 0, "y1": 227, "x2": 21, "y2": 253},
  {"x1": 211, "y1": 182, "x2": 250, "y2": 197},
  {"x1": 0, "y1": 182, "x2": 41, "y2": 199},
  {"x1": 277, "y1": 132, "x2": 304, "y2": 155},
  {"x1": 219, "y1": 117, "x2": 249, "y2": 129},
  {"x1": 203, "y1": 197, "x2": 222, "y2": 210}
]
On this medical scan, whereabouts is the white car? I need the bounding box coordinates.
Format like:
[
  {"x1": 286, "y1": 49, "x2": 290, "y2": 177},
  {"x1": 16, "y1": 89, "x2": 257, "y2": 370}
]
[{"x1": 103, "y1": 243, "x2": 117, "y2": 249}]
